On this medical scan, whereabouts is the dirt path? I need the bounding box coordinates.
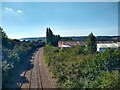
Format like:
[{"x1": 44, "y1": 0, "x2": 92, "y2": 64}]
[{"x1": 20, "y1": 47, "x2": 56, "y2": 89}]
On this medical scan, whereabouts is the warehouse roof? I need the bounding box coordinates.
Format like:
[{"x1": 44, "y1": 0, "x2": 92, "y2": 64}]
[{"x1": 97, "y1": 42, "x2": 120, "y2": 48}]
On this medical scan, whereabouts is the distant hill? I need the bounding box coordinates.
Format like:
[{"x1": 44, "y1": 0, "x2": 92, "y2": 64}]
[
  {"x1": 20, "y1": 37, "x2": 46, "y2": 42},
  {"x1": 19, "y1": 36, "x2": 120, "y2": 42},
  {"x1": 68, "y1": 36, "x2": 120, "y2": 41}
]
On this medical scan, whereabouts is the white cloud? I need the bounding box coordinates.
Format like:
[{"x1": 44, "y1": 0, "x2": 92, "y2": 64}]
[
  {"x1": 17, "y1": 10, "x2": 23, "y2": 13},
  {"x1": 5, "y1": 7, "x2": 14, "y2": 11},
  {"x1": 4, "y1": 7, "x2": 23, "y2": 14}
]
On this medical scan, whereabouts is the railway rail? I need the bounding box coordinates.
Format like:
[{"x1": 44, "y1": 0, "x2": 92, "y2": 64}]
[{"x1": 19, "y1": 47, "x2": 56, "y2": 89}]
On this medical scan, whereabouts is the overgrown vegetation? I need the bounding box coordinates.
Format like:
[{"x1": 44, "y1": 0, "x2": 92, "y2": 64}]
[
  {"x1": 44, "y1": 45, "x2": 120, "y2": 88},
  {"x1": 1, "y1": 27, "x2": 45, "y2": 88}
]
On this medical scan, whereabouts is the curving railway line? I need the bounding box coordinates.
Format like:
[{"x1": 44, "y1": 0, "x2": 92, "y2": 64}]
[{"x1": 19, "y1": 47, "x2": 56, "y2": 89}]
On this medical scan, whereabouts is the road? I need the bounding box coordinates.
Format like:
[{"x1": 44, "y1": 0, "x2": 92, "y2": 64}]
[{"x1": 20, "y1": 47, "x2": 56, "y2": 89}]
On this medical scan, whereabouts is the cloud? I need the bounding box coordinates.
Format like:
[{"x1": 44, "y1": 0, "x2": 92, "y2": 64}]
[
  {"x1": 17, "y1": 10, "x2": 23, "y2": 13},
  {"x1": 4, "y1": 7, "x2": 23, "y2": 14},
  {"x1": 5, "y1": 7, "x2": 14, "y2": 11}
]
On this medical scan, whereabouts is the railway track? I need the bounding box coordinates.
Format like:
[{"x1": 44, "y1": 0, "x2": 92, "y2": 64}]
[
  {"x1": 29, "y1": 50, "x2": 43, "y2": 89},
  {"x1": 19, "y1": 47, "x2": 56, "y2": 89}
]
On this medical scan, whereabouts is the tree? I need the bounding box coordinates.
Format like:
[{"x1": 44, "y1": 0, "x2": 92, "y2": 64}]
[
  {"x1": 46, "y1": 27, "x2": 53, "y2": 44},
  {"x1": 38, "y1": 38, "x2": 42, "y2": 42},
  {"x1": 46, "y1": 27, "x2": 61, "y2": 46},
  {"x1": 0, "y1": 27, "x2": 10, "y2": 48},
  {"x1": 87, "y1": 33, "x2": 96, "y2": 53}
]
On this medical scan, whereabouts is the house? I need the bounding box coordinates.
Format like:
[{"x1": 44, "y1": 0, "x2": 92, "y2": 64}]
[
  {"x1": 97, "y1": 42, "x2": 120, "y2": 52},
  {"x1": 58, "y1": 40, "x2": 120, "y2": 51},
  {"x1": 58, "y1": 41, "x2": 86, "y2": 49}
]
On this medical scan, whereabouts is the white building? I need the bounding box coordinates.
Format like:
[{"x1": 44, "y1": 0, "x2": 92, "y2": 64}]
[
  {"x1": 97, "y1": 42, "x2": 120, "y2": 52},
  {"x1": 58, "y1": 45, "x2": 72, "y2": 49}
]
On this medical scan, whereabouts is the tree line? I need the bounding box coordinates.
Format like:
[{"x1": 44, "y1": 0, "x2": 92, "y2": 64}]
[
  {"x1": 46, "y1": 28, "x2": 97, "y2": 53},
  {"x1": 1, "y1": 27, "x2": 44, "y2": 88}
]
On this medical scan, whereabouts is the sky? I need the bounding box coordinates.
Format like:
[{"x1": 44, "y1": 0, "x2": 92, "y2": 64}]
[{"x1": 1, "y1": 2, "x2": 118, "y2": 39}]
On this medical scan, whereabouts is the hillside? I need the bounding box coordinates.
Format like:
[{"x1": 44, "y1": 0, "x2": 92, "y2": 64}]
[{"x1": 44, "y1": 45, "x2": 120, "y2": 88}]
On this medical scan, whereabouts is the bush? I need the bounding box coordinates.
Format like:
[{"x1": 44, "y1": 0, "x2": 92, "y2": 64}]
[{"x1": 44, "y1": 45, "x2": 120, "y2": 88}]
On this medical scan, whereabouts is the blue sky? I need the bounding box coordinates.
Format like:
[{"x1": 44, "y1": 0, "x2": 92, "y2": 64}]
[{"x1": 1, "y1": 2, "x2": 118, "y2": 39}]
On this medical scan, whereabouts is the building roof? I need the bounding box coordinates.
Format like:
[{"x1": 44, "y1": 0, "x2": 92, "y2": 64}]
[
  {"x1": 59, "y1": 45, "x2": 71, "y2": 48},
  {"x1": 97, "y1": 42, "x2": 120, "y2": 48}
]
